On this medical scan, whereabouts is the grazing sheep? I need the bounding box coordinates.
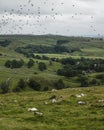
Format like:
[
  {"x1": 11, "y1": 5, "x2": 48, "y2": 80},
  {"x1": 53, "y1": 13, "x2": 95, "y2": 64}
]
[
  {"x1": 35, "y1": 112, "x2": 43, "y2": 116},
  {"x1": 28, "y1": 108, "x2": 43, "y2": 116},
  {"x1": 78, "y1": 101, "x2": 86, "y2": 105},
  {"x1": 52, "y1": 98, "x2": 57, "y2": 103},
  {"x1": 51, "y1": 89, "x2": 57, "y2": 92},
  {"x1": 44, "y1": 101, "x2": 48, "y2": 105},
  {"x1": 76, "y1": 93, "x2": 86, "y2": 98},
  {"x1": 28, "y1": 107, "x2": 38, "y2": 112},
  {"x1": 98, "y1": 100, "x2": 104, "y2": 103},
  {"x1": 81, "y1": 93, "x2": 86, "y2": 97},
  {"x1": 76, "y1": 94, "x2": 82, "y2": 98}
]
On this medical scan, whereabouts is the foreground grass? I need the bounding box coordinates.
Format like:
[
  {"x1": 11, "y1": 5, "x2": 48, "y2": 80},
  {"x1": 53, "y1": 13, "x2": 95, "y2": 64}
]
[{"x1": 0, "y1": 86, "x2": 104, "y2": 130}]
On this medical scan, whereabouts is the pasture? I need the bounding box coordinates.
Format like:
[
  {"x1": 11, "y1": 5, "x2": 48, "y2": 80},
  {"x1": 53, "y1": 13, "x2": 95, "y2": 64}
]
[
  {"x1": 0, "y1": 35, "x2": 104, "y2": 129},
  {"x1": 0, "y1": 86, "x2": 104, "y2": 130}
]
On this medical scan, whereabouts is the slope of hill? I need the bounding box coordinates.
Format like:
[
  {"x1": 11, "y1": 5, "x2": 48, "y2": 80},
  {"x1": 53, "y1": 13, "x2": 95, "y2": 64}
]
[
  {"x1": 0, "y1": 35, "x2": 104, "y2": 58},
  {"x1": 0, "y1": 35, "x2": 104, "y2": 91}
]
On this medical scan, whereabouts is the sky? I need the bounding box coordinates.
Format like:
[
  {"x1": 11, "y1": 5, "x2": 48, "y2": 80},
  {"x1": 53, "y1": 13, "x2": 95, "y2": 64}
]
[{"x1": 0, "y1": 0, "x2": 104, "y2": 36}]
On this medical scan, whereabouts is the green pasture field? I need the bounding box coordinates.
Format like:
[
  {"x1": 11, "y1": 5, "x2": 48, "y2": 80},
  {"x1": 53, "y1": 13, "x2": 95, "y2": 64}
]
[
  {"x1": 0, "y1": 35, "x2": 104, "y2": 130},
  {"x1": 0, "y1": 86, "x2": 104, "y2": 130}
]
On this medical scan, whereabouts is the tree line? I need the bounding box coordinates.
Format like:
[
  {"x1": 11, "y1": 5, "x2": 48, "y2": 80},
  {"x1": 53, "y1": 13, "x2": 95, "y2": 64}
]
[
  {"x1": 4, "y1": 59, "x2": 47, "y2": 71},
  {"x1": 0, "y1": 77, "x2": 65, "y2": 94}
]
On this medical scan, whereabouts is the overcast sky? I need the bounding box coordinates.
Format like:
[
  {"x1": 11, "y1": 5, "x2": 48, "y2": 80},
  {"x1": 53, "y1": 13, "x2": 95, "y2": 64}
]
[{"x1": 0, "y1": 0, "x2": 104, "y2": 36}]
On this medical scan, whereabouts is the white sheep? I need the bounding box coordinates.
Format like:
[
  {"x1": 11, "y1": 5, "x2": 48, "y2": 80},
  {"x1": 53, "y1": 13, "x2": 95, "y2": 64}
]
[
  {"x1": 76, "y1": 94, "x2": 82, "y2": 98},
  {"x1": 51, "y1": 98, "x2": 57, "y2": 103},
  {"x1": 76, "y1": 93, "x2": 86, "y2": 98},
  {"x1": 35, "y1": 112, "x2": 43, "y2": 116},
  {"x1": 28, "y1": 108, "x2": 43, "y2": 116},
  {"x1": 51, "y1": 89, "x2": 57, "y2": 92},
  {"x1": 44, "y1": 101, "x2": 48, "y2": 105},
  {"x1": 78, "y1": 101, "x2": 86, "y2": 105},
  {"x1": 28, "y1": 107, "x2": 38, "y2": 112},
  {"x1": 98, "y1": 100, "x2": 104, "y2": 103},
  {"x1": 81, "y1": 93, "x2": 86, "y2": 97}
]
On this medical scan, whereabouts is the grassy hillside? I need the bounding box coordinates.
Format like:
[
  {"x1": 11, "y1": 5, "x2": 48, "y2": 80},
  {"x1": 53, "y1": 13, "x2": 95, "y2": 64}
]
[
  {"x1": 0, "y1": 35, "x2": 104, "y2": 130},
  {"x1": 0, "y1": 35, "x2": 104, "y2": 90},
  {"x1": 0, "y1": 35, "x2": 104, "y2": 58},
  {"x1": 0, "y1": 86, "x2": 104, "y2": 130}
]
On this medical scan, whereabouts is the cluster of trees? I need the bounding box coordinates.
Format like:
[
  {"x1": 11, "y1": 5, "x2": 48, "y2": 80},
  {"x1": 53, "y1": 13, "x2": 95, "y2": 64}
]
[
  {"x1": 4, "y1": 58, "x2": 47, "y2": 71},
  {"x1": 56, "y1": 40, "x2": 69, "y2": 45},
  {"x1": 5, "y1": 59, "x2": 24, "y2": 69},
  {"x1": 57, "y1": 57, "x2": 104, "y2": 78},
  {"x1": 0, "y1": 77, "x2": 66, "y2": 94},
  {"x1": 15, "y1": 40, "x2": 81, "y2": 57},
  {"x1": 27, "y1": 60, "x2": 47, "y2": 71},
  {"x1": 15, "y1": 44, "x2": 69, "y2": 55},
  {"x1": 13, "y1": 78, "x2": 41, "y2": 92},
  {"x1": 0, "y1": 78, "x2": 42, "y2": 93},
  {"x1": 77, "y1": 73, "x2": 104, "y2": 87},
  {"x1": 56, "y1": 57, "x2": 104, "y2": 87},
  {"x1": 0, "y1": 40, "x2": 11, "y2": 47}
]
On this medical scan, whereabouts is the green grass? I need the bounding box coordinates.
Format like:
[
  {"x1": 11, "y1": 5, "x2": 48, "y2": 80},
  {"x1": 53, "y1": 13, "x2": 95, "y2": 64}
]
[
  {"x1": 0, "y1": 35, "x2": 104, "y2": 58},
  {"x1": 0, "y1": 35, "x2": 104, "y2": 89},
  {"x1": 0, "y1": 86, "x2": 104, "y2": 130},
  {"x1": 0, "y1": 35, "x2": 104, "y2": 129}
]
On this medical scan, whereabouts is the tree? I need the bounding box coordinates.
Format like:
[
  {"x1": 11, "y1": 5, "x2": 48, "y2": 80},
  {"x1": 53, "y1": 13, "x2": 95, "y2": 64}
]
[
  {"x1": 27, "y1": 59, "x2": 34, "y2": 68},
  {"x1": 38, "y1": 62, "x2": 47, "y2": 71},
  {"x1": 5, "y1": 60, "x2": 12, "y2": 68},
  {"x1": 55, "y1": 79, "x2": 65, "y2": 90},
  {"x1": 49, "y1": 59, "x2": 53, "y2": 66},
  {"x1": 43, "y1": 86, "x2": 49, "y2": 91},
  {"x1": 28, "y1": 78, "x2": 41, "y2": 91},
  {"x1": 0, "y1": 80, "x2": 10, "y2": 94},
  {"x1": 5, "y1": 59, "x2": 24, "y2": 69},
  {"x1": 16, "y1": 78, "x2": 26, "y2": 90},
  {"x1": 90, "y1": 78, "x2": 97, "y2": 85},
  {"x1": 78, "y1": 75, "x2": 89, "y2": 87}
]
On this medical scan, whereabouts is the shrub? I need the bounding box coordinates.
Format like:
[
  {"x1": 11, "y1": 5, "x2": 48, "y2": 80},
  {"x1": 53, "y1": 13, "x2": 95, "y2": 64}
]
[
  {"x1": 78, "y1": 75, "x2": 89, "y2": 87},
  {"x1": 12, "y1": 86, "x2": 22, "y2": 92},
  {"x1": 90, "y1": 79, "x2": 97, "y2": 85},
  {"x1": 27, "y1": 59, "x2": 34, "y2": 68},
  {"x1": 16, "y1": 79, "x2": 26, "y2": 90},
  {"x1": 28, "y1": 78, "x2": 41, "y2": 91},
  {"x1": 5, "y1": 59, "x2": 24, "y2": 69},
  {"x1": 0, "y1": 81, "x2": 10, "y2": 94},
  {"x1": 38, "y1": 62, "x2": 47, "y2": 71},
  {"x1": 43, "y1": 86, "x2": 49, "y2": 91},
  {"x1": 55, "y1": 79, "x2": 65, "y2": 90}
]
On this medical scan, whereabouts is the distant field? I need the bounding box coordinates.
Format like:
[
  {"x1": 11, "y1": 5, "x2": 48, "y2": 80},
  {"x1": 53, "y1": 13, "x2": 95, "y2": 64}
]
[{"x1": 34, "y1": 53, "x2": 70, "y2": 59}]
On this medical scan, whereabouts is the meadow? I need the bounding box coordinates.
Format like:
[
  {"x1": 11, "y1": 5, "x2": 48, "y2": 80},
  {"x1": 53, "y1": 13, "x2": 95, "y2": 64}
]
[
  {"x1": 0, "y1": 35, "x2": 104, "y2": 129},
  {"x1": 0, "y1": 86, "x2": 104, "y2": 130}
]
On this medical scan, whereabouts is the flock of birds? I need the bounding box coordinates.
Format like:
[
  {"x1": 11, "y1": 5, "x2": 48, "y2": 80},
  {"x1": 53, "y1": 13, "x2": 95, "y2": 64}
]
[{"x1": 0, "y1": 0, "x2": 101, "y2": 36}]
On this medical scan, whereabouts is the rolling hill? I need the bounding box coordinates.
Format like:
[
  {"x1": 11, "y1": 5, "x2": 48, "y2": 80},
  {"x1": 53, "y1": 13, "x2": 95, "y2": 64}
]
[
  {"x1": 0, "y1": 35, "x2": 104, "y2": 90},
  {"x1": 0, "y1": 35, "x2": 104, "y2": 130}
]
